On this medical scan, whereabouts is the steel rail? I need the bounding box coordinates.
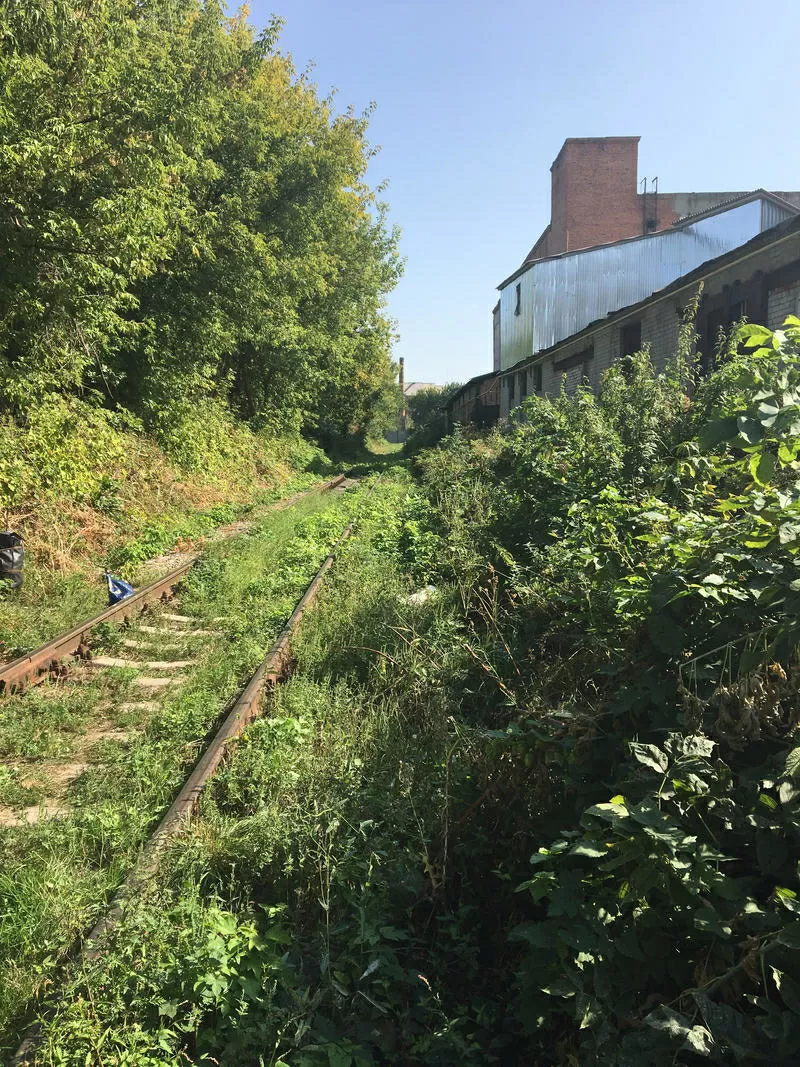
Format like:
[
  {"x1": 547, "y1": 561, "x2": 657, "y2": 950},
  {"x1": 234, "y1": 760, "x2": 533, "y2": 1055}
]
[
  {"x1": 11, "y1": 477, "x2": 368, "y2": 1065},
  {"x1": 85, "y1": 513, "x2": 357, "y2": 947},
  {"x1": 0, "y1": 475, "x2": 345, "y2": 694}
]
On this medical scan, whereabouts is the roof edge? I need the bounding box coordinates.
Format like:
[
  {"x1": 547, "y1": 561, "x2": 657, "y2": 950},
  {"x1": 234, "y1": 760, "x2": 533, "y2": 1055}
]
[{"x1": 496, "y1": 189, "x2": 797, "y2": 291}]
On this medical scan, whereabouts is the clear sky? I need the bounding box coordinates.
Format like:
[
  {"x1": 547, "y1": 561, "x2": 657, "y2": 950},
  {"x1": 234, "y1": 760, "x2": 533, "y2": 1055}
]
[{"x1": 247, "y1": 0, "x2": 800, "y2": 387}]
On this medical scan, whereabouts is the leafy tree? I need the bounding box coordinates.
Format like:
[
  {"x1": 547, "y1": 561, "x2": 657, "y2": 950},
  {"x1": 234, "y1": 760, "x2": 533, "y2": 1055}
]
[
  {"x1": 406, "y1": 382, "x2": 460, "y2": 450},
  {"x1": 0, "y1": 0, "x2": 401, "y2": 457}
]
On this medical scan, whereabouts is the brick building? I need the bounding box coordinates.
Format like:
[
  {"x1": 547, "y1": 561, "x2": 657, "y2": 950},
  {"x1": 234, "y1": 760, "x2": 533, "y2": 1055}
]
[
  {"x1": 499, "y1": 211, "x2": 800, "y2": 417},
  {"x1": 444, "y1": 371, "x2": 500, "y2": 431},
  {"x1": 523, "y1": 136, "x2": 800, "y2": 263},
  {"x1": 454, "y1": 135, "x2": 800, "y2": 428},
  {"x1": 497, "y1": 189, "x2": 796, "y2": 374}
]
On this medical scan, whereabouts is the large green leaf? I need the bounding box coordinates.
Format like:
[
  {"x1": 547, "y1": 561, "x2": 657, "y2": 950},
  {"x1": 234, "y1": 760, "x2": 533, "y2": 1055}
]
[
  {"x1": 700, "y1": 416, "x2": 739, "y2": 449},
  {"x1": 629, "y1": 742, "x2": 669, "y2": 774},
  {"x1": 784, "y1": 748, "x2": 800, "y2": 780},
  {"x1": 750, "y1": 452, "x2": 776, "y2": 486}
]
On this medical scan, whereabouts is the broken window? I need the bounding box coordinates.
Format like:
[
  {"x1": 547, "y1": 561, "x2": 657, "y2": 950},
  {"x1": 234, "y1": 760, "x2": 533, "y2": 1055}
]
[{"x1": 620, "y1": 320, "x2": 642, "y2": 357}]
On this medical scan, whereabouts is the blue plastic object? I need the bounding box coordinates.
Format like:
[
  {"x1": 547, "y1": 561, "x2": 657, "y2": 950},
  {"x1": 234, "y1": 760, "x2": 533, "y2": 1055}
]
[{"x1": 105, "y1": 572, "x2": 135, "y2": 606}]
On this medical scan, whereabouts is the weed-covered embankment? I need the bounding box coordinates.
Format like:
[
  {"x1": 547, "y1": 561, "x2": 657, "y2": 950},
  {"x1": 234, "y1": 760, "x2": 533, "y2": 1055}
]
[
  {"x1": 19, "y1": 321, "x2": 800, "y2": 1065},
  {"x1": 0, "y1": 400, "x2": 334, "y2": 656}
]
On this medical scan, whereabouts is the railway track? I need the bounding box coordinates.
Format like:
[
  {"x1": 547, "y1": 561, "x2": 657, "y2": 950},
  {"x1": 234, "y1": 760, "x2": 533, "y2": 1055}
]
[
  {"x1": 0, "y1": 475, "x2": 346, "y2": 695},
  {"x1": 1, "y1": 473, "x2": 365, "y2": 1061}
]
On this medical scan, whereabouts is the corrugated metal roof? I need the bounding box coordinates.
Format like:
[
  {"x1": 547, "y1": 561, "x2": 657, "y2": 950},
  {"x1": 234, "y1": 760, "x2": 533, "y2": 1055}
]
[{"x1": 669, "y1": 189, "x2": 798, "y2": 227}]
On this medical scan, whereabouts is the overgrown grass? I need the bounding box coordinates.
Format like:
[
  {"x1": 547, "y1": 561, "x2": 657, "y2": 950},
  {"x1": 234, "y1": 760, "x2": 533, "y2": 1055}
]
[
  {"x1": 19, "y1": 473, "x2": 498, "y2": 1064},
  {"x1": 0, "y1": 484, "x2": 360, "y2": 1052},
  {"x1": 0, "y1": 471, "x2": 337, "y2": 662},
  {"x1": 0, "y1": 396, "x2": 337, "y2": 659},
  {"x1": 23, "y1": 322, "x2": 800, "y2": 1065}
]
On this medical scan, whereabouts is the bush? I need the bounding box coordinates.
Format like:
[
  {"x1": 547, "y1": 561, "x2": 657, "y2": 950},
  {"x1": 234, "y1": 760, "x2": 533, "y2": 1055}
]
[
  {"x1": 397, "y1": 318, "x2": 800, "y2": 1063},
  {"x1": 0, "y1": 398, "x2": 137, "y2": 509}
]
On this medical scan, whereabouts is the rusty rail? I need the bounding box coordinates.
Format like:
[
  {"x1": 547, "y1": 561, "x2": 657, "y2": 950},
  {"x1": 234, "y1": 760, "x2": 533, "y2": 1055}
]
[
  {"x1": 11, "y1": 479, "x2": 366, "y2": 1065},
  {"x1": 0, "y1": 475, "x2": 345, "y2": 694},
  {"x1": 85, "y1": 514, "x2": 356, "y2": 948}
]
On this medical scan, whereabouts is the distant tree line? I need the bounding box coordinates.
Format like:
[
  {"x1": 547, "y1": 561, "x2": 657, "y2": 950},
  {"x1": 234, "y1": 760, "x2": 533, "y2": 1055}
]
[
  {"x1": 405, "y1": 383, "x2": 460, "y2": 450},
  {"x1": 0, "y1": 0, "x2": 402, "y2": 450}
]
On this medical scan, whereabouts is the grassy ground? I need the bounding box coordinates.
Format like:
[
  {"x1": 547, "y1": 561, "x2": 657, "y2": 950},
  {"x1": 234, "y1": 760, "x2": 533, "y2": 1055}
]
[
  {"x1": 0, "y1": 483, "x2": 362, "y2": 1054},
  {"x1": 0, "y1": 471, "x2": 334, "y2": 661},
  {"x1": 365, "y1": 437, "x2": 404, "y2": 455},
  {"x1": 11, "y1": 471, "x2": 492, "y2": 1065},
  {"x1": 13, "y1": 331, "x2": 800, "y2": 1066}
]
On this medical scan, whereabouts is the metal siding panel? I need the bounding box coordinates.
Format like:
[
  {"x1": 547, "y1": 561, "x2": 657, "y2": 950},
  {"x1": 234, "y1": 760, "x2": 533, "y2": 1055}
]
[
  {"x1": 530, "y1": 200, "x2": 765, "y2": 354},
  {"x1": 499, "y1": 268, "x2": 535, "y2": 370},
  {"x1": 499, "y1": 198, "x2": 784, "y2": 370},
  {"x1": 761, "y1": 199, "x2": 793, "y2": 232}
]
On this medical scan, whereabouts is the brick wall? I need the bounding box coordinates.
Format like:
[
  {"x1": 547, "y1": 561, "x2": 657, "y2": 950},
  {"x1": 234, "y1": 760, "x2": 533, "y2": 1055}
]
[
  {"x1": 449, "y1": 375, "x2": 500, "y2": 426},
  {"x1": 767, "y1": 283, "x2": 800, "y2": 328},
  {"x1": 523, "y1": 137, "x2": 756, "y2": 269},
  {"x1": 549, "y1": 137, "x2": 642, "y2": 254}
]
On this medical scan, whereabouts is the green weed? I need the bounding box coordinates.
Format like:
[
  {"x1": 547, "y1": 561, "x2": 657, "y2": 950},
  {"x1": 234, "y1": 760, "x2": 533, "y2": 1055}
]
[
  {"x1": 0, "y1": 486, "x2": 360, "y2": 1052},
  {"x1": 24, "y1": 322, "x2": 800, "y2": 1065}
]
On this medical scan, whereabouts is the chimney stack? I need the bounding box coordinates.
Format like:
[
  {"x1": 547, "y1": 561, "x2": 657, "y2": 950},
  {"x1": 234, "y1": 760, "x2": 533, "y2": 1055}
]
[
  {"x1": 399, "y1": 357, "x2": 406, "y2": 433},
  {"x1": 549, "y1": 137, "x2": 641, "y2": 254}
]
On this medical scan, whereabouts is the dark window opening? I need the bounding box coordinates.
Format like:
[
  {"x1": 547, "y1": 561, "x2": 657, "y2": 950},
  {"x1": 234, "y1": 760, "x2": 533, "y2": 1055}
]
[
  {"x1": 701, "y1": 298, "x2": 752, "y2": 373},
  {"x1": 508, "y1": 374, "x2": 515, "y2": 402},
  {"x1": 700, "y1": 308, "x2": 736, "y2": 375},
  {"x1": 519, "y1": 371, "x2": 528, "y2": 400},
  {"x1": 514, "y1": 283, "x2": 522, "y2": 316},
  {"x1": 698, "y1": 273, "x2": 769, "y2": 375},
  {"x1": 533, "y1": 364, "x2": 543, "y2": 393},
  {"x1": 645, "y1": 218, "x2": 658, "y2": 232},
  {"x1": 553, "y1": 344, "x2": 594, "y2": 373},
  {"x1": 620, "y1": 320, "x2": 642, "y2": 357}
]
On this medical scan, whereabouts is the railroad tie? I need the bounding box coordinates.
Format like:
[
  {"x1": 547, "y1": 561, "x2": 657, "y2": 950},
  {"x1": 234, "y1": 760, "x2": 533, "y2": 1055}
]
[
  {"x1": 132, "y1": 675, "x2": 185, "y2": 689},
  {"x1": 122, "y1": 637, "x2": 187, "y2": 652},
  {"x1": 89, "y1": 655, "x2": 195, "y2": 671},
  {"x1": 134, "y1": 624, "x2": 219, "y2": 637}
]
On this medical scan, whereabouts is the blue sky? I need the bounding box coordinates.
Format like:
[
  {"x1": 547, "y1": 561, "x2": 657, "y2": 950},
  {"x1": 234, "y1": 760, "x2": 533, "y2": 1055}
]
[{"x1": 248, "y1": 0, "x2": 800, "y2": 387}]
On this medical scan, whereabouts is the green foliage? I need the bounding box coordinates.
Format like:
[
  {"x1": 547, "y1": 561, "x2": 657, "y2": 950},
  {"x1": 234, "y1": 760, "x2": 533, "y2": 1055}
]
[
  {"x1": 0, "y1": 487, "x2": 359, "y2": 1048},
  {"x1": 406, "y1": 383, "x2": 461, "y2": 451},
  {"x1": 0, "y1": 0, "x2": 400, "y2": 448},
  {"x1": 0, "y1": 397, "x2": 136, "y2": 508},
  {"x1": 21, "y1": 323, "x2": 800, "y2": 1065},
  {"x1": 399, "y1": 317, "x2": 800, "y2": 1063}
]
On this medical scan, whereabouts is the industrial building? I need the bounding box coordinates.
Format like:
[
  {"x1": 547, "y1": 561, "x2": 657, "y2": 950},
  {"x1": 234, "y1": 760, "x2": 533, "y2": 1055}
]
[
  {"x1": 500, "y1": 211, "x2": 800, "y2": 417},
  {"x1": 444, "y1": 370, "x2": 499, "y2": 429},
  {"x1": 446, "y1": 136, "x2": 800, "y2": 429}
]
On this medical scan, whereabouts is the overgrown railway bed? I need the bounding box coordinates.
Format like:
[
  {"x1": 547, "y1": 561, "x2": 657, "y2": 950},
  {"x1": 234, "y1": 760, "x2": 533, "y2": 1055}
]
[
  {"x1": 0, "y1": 474, "x2": 363, "y2": 1057},
  {"x1": 0, "y1": 476, "x2": 347, "y2": 694}
]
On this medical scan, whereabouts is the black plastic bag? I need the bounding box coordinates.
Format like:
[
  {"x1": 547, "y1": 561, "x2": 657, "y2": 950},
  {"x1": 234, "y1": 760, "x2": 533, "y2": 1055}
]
[{"x1": 0, "y1": 531, "x2": 24, "y2": 591}]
